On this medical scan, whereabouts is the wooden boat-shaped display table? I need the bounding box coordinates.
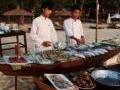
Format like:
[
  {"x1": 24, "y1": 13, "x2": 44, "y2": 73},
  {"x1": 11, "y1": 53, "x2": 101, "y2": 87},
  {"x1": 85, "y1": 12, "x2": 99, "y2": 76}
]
[
  {"x1": 0, "y1": 42, "x2": 120, "y2": 90},
  {"x1": 0, "y1": 44, "x2": 120, "y2": 76}
]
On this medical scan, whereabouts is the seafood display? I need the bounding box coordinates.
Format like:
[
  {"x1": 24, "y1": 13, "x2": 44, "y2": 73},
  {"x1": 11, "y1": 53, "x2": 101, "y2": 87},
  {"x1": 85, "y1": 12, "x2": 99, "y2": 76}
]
[
  {"x1": 67, "y1": 71, "x2": 96, "y2": 89},
  {"x1": 65, "y1": 42, "x2": 118, "y2": 58},
  {"x1": 76, "y1": 71, "x2": 96, "y2": 89},
  {"x1": 38, "y1": 49, "x2": 81, "y2": 64},
  {"x1": 101, "y1": 37, "x2": 120, "y2": 46},
  {"x1": 0, "y1": 41, "x2": 119, "y2": 90},
  {"x1": 0, "y1": 41, "x2": 119, "y2": 79},
  {"x1": 45, "y1": 74, "x2": 78, "y2": 90},
  {"x1": 9, "y1": 56, "x2": 26, "y2": 63},
  {"x1": 35, "y1": 42, "x2": 119, "y2": 64},
  {"x1": 0, "y1": 59, "x2": 5, "y2": 64},
  {"x1": 3, "y1": 56, "x2": 27, "y2": 64},
  {"x1": 1, "y1": 42, "x2": 119, "y2": 65},
  {"x1": 91, "y1": 70, "x2": 120, "y2": 87}
]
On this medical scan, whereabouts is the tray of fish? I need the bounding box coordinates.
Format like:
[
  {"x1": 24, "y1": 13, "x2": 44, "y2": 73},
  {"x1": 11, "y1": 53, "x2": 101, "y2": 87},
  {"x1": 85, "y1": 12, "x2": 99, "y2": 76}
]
[
  {"x1": 23, "y1": 54, "x2": 41, "y2": 64},
  {"x1": 104, "y1": 46, "x2": 115, "y2": 50},
  {"x1": 0, "y1": 58, "x2": 6, "y2": 64},
  {"x1": 67, "y1": 71, "x2": 96, "y2": 90},
  {"x1": 92, "y1": 48, "x2": 108, "y2": 55},
  {"x1": 65, "y1": 46, "x2": 77, "y2": 51},
  {"x1": 3, "y1": 56, "x2": 28, "y2": 65},
  {"x1": 45, "y1": 74, "x2": 79, "y2": 90},
  {"x1": 39, "y1": 49, "x2": 81, "y2": 63},
  {"x1": 100, "y1": 40, "x2": 120, "y2": 47},
  {"x1": 74, "y1": 44, "x2": 89, "y2": 51},
  {"x1": 82, "y1": 51, "x2": 96, "y2": 57},
  {"x1": 40, "y1": 49, "x2": 64, "y2": 55},
  {"x1": 77, "y1": 47, "x2": 108, "y2": 57}
]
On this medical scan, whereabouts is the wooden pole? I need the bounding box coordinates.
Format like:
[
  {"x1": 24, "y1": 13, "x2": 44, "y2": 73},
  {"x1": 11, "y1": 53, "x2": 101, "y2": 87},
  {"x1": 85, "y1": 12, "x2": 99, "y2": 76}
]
[
  {"x1": 15, "y1": 76, "x2": 18, "y2": 90},
  {"x1": 75, "y1": 0, "x2": 77, "y2": 5},
  {"x1": 96, "y1": 0, "x2": 99, "y2": 42}
]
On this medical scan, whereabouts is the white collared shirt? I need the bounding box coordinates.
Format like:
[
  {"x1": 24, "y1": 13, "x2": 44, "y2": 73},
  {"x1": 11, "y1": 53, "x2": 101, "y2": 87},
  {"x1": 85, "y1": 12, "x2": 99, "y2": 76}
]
[
  {"x1": 30, "y1": 15, "x2": 58, "y2": 52},
  {"x1": 64, "y1": 18, "x2": 84, "y2": 46}
]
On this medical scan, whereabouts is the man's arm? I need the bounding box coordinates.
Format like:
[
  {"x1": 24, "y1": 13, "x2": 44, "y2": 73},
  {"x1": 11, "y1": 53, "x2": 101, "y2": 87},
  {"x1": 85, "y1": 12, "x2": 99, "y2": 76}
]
[
  {"x1": 30, "y1": 19, "x2": 42, "y2": 46},
  {"x1": 64, "y1": 20, "x2": 80, "y2": 44},
  {"x1": 30, "y1": 19, "x2": 52, "y2": 47},
  {"x1": 50, "y1": 20, "x2": 58, "y2": 44},
  {"x1": 79, "y1": 21, "x2": 85, "y2": 44}
]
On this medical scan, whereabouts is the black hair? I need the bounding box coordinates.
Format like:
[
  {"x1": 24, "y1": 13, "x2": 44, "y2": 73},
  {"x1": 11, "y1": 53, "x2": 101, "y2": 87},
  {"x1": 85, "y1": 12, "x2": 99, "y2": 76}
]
[
  {"x1": 71, "y1": 5, "x2": 81, "y2": 11},
  {"x1": 41, "y1": 1, "x2": 54, "y2": 10}
]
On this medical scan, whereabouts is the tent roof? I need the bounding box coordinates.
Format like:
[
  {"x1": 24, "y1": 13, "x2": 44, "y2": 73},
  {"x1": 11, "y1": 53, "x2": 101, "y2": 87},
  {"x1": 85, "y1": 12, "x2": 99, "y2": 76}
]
[
  {"x1": 55, "y1": 9, "x2": 71, "y2": 16},
  {"x1": 111, "y1": 13, "x2": 120, "y2": 19},
  {"x1": 2, "y1": 6, "x2": 33, "y2": 16}
]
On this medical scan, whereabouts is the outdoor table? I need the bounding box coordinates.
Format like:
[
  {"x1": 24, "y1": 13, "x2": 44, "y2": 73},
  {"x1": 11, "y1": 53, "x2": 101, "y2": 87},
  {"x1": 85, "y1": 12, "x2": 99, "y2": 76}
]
[
  {"x1": 0, "y1": 30, "x2": 27, "y2": 56},
  {"x1": 0, "y1": 46, "x2": 120, "y2": 90}
]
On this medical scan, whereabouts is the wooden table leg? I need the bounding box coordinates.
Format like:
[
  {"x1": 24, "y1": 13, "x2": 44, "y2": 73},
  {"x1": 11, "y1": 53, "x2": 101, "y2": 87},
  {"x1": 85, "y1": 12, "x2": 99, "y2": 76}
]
[
  {"x1": 15, "y1": 36, "x2": 19, "y2": 55},
  {"x1": 33, "y1": 76, "x2": 55, "y2": 90},
  {"x1": 0, "y1": 38, "x2": 3, "y2": 57},
  {"x1": 24, "y1": 33, "x2": 27, "y2": 54},
  {"x1": 16, "y1": 35, "x2": 19, "y2": 44},
  {"x1": 15, "y1": 76, "x2": 18, "y2": 90}
]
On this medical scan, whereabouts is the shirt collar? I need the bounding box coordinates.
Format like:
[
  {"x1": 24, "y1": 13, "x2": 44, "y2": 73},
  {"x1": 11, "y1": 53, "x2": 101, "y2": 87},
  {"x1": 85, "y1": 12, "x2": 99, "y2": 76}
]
[
  {"x1": 70, "y1": 17, "x2": 79, "y2": 22},
  {"x1": 40, "y1": 15, "x2": 48, "y2": 20}
]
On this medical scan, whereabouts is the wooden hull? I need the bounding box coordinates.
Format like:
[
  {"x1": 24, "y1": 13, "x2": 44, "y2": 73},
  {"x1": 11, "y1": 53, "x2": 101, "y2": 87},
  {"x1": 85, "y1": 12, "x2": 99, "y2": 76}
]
[{"x1": 0, "y1": 47, "x2": 120, "y2": 76}]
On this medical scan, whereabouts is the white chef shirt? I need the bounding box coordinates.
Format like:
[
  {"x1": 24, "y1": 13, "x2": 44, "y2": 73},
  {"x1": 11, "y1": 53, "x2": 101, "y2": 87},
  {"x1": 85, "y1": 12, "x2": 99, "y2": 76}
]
[
  {"x1": 30, "y1": 15, "x2": 58, "y2": 52},
  {"x1": 64, "y1": 18, "x2": 84, "y2": 46}
]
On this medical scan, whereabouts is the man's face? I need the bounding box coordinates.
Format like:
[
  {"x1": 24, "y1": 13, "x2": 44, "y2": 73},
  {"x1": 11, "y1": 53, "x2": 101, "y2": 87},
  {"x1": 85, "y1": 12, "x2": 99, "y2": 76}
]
[
  {"x1": 43, "y1": 8, "x2": 52, "y2": 18},
  {"x1": 72, "y1": 9, "x2": 80, "y2": 19}
]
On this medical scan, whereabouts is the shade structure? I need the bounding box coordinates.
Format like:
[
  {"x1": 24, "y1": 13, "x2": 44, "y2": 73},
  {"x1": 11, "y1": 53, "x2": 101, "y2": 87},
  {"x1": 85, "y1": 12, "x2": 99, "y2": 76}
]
[
  {"x1": 2, "y1": 6, "x2": 33, "y2": 16},
  {"x1": 55, "y1": 9, "x2": 71, "y2": 17},
  {"x1": 111, "y1": 13, "x2": 120, "y2": 19},
  {"x1": 2, "y1": 6, "x2": 33, "y2": 24}
]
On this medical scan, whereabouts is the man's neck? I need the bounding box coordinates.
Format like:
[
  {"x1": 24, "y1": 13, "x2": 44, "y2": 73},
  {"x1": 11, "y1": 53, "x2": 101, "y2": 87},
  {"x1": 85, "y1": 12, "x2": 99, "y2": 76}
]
[
  {"x1": 71, "y1": 17, "x2": 78, "y2": 21},
  {"x1": 41, "y1": 14, "x2": 47, "y2": 20}
]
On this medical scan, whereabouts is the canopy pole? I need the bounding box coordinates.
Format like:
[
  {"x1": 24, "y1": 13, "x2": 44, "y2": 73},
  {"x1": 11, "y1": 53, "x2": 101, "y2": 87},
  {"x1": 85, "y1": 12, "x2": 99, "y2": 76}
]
[
  {"x1": 95, "y1": 0, "x2": 99, "y2": 42},
  {"x1": 75, "y1": 0, "x2": 77, "y2": 5}
]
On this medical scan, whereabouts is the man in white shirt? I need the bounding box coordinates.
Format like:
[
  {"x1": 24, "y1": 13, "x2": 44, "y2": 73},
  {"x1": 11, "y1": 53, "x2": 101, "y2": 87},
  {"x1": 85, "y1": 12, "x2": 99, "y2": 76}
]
[
  {"x1": 30, "y1": 2, "x2": 58, "y2": 53},
  {"x1": 64, "y1": 5, "x2": 85, "y2": 46},
  {"x1": 30, "y1": 2, "x2": 58, "y2": 90}
]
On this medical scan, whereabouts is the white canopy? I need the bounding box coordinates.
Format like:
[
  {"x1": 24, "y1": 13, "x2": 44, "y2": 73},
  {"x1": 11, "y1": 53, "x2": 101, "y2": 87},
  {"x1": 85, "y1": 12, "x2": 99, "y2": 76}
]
[{"x1": 111, "y1": 13, "x2": 120, "y2": 19}]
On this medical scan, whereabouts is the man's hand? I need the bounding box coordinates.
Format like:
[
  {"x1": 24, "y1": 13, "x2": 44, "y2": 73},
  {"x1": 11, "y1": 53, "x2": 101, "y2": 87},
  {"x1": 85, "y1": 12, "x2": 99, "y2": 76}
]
[
  {"x1": 70, "y1": 36, "x2": 81, "y2": 45},
  {"x1": 70, "y1": 36, "x2": 85, "y2": 45},
  {"x1": 42, "y1": 41, "x2": 52, "y2": 47},
  {"x1": 80, "y1": 36, "x2": 85, "y2": 44},
  {"x1": 76, "y1": 39, "x2": 81, "y2": 45}
]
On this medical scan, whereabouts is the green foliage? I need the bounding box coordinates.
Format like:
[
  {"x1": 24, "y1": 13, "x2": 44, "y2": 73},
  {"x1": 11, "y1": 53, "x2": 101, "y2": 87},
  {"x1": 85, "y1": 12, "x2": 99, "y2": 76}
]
[{"x1": 0, "y1": 0, "x2": 120, "y2": 12}]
